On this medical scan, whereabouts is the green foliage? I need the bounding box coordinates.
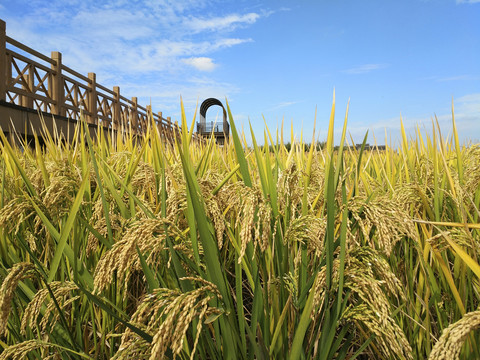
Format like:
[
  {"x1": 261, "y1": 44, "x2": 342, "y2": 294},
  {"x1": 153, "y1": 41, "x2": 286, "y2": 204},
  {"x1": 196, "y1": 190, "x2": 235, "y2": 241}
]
[{"x1": 0, "y1": 100, "x2": 479, "y2": 359}]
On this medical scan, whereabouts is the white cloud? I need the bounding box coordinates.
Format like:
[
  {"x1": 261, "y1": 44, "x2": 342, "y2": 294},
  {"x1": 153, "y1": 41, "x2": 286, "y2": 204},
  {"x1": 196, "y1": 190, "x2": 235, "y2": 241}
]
[
  {"x1": 211, "y1": 38, "x2": 253, "y2": 49},
  {"x1": 113, "y1": 74, "x2": 238, "y2": 105},
  {"x1": 129, "y1": 76, "x2": 239, "y2": 121},
  {"x1": 343, "y1": 64, "x2": 387, "y2": 74},
  {"x1": 454, "y1": 93, "x2": 480, "y2": 104},
  {"x1": 268, "y1": 101, "x2": 302, "y2": 111},
  {"x1": 4, "y1": 10, "x2": 252, "y2": 75},
  {"x1": 1, "y1": 0, "x2": 273, "y2": 123},
  {"x1": 183, "y1": 57, "x2": 217, "y2": 71},
  {"x1": 71, "y1": 9, "x2": 155, "y2": 40},
  {"x1": 187, "y1": 12, "x2": 260, "y2": 32},
  {"x1": 113, "y1": 38, "x2": 250, "y2": 73}
]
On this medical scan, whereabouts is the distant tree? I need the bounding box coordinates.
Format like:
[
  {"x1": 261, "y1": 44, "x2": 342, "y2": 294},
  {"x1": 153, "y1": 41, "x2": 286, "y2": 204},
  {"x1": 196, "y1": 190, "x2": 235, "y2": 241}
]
[{"x1": 258, "y1": 141, "x2": 326, "y2": 153}]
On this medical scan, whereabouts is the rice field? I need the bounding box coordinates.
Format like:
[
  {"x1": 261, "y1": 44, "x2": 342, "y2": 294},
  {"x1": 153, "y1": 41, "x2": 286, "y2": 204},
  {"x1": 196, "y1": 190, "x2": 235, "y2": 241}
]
[{"x1": 0, "y1": 98, "x2": 479, "y2": 359}]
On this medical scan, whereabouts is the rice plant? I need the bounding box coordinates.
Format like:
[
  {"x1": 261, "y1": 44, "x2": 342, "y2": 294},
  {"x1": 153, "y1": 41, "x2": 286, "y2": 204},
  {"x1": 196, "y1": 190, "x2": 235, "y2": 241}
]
[{"x1": 0, "y1": 97, "x2": 479, "y2": 359}]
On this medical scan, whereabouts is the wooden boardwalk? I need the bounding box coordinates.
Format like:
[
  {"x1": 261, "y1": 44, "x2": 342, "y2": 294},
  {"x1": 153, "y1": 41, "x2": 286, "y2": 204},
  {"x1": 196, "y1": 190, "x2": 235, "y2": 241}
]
[{"x1": 0, "y1": 19, "x2": 192, "y2": 144}]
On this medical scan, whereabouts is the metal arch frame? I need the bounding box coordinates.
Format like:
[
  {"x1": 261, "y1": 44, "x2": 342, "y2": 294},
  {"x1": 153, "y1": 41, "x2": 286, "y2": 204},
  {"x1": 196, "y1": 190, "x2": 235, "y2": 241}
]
[
  {"x1": 197, "y1": 98, "x2": 229, "y2": 145},
  {"x1": 199, "y1": 98, "x2": 227, "y2": 125}
]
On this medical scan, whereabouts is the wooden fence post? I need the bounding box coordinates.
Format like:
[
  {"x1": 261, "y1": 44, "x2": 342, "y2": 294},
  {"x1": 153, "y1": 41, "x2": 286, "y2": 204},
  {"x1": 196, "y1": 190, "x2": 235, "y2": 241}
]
[
  {"x1": 131, "y1": 97, "x2": 138, "y2": 133},
  {"x1": 113, "y1": 86, "x2": 120, "y2": 130},
  {"x1": 146, "y1": 104, "x2": 151, "y2": 133},
  {"x1": 157, "y1": 111, "x2": 162, "y2": 134},
  {"x1": 0, "y1": 20, "x2": 6, "y2": 102},
  {"x1": 87, "y1": 72, "x2": 97, "y2": 124},
  {"x1": 51, "y1": 51, "x2": 64, "y2": 116},
  {"x1": 21, "y1": 71, "x2": 32, "y2": 108},
  {"x1": 167, "y1": 116, "x2": 172, "y2": 140}
]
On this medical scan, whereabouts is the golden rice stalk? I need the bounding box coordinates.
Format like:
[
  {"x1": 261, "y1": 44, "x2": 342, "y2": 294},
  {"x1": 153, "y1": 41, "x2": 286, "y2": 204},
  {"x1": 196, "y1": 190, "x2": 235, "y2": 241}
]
[
  {"x1": 283, "y1": 271, "x2": 299, "y2": 303},
  {"x1": 237, "y1": 187, "x2": 260, "y2": 263},
  {"x1": 283, "y1": 215, "x2": 327, "y2": 259},
  {"x1": 0, "y1": 339, "x2": 59, "y2": 360},
  {"x1": 41, "y1": 159, "x2": 81, "y2": 219},
  {"x1": 212, "y1": 176, "x2": 248, "y2": 216},
  {"x1": 230, "y1": 182, "x2": 279, "y2": 262},
  {"x1": 116, "y1": 277, "x2": 222, "y2": 360},
  {"x1": 0, "y1": 263, "x2": 36, "y2": 337},
  {"x1": 93, "y1": 218, "x2": 185, "y2": 295},
  {"x1": 427, "y1": 229, "x2": 474, "y2": 254},
  {"x1": 343, "y1": 247, "x2": 411, "y2": 359},
  {"x1": 164, "y1": 163, "x2": 189, "y2": 226},
  {"x1": 276, "y1": 161, "x2": 303, "y2": 219},
  {"x1": 86, "y1": 198, "x2": 127, "y2": 255},
  {"x1": 198, "y1": 175, "x2": 227, "y2": 249},
  {"x1": 93, "y1": 218, "x2": 165, "y2": 294},
  {"x1": 0, "y1": 196, "x2": 36, "y2": 235},
  {"x1": 312, "y1": 259, "x2": 340, "y2": 313},
  {"x1": 462, "y1": 145, "x2": 480, "y2": 211},
  {"x1": 111, "y1": 338, "x2": 150, "y2": 360},
  {"x1": 348, "y1": 195, "x2": 417, "y2": 256},
  {"x1": 392, "y1": 182, "x2": 426, "y2": 216},
  {"x1": 21, "y1": 281, "x2": 80, "y2": 336},
  {"x1": 108, "y1": 151, "x2": 157, "y2": 197},
  {"x1": 343, "y1": 303, "x2": 412, "y2": 360},
  {"x1": 0, "y1": 195, "x2": 55, "y2": 257},
  {"x1": 306, "y1": 158, "x2": 326, "y2": 198},
  {"x1": 429, "y1": 309, "x2": 480, "y2": 360},
  {"x1": 311, "y1": 247, "x2": 410, "y2": 359},
  {"x1": 254, "y1": 200, "x2": 272, "y2": 253},
  {"x1": 347, "y1": 247, "x2": 405, "y2": 301}
]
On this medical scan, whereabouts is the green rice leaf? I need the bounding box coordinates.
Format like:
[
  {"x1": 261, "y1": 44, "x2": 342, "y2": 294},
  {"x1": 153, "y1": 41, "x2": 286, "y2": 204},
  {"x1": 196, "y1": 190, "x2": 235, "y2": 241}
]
[
  {"x1": 226, "y1": 100, "x2": 252, "y2": 187},
  {"x1": 48, "y1": 172, "x2": 89, "y2": 282}
]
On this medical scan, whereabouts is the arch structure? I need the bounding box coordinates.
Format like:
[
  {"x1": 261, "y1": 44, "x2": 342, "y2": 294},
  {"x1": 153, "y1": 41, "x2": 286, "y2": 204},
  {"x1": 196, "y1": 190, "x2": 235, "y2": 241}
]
[{"x1": 196, "y1": 98, "x2": 229, "y2": 145}]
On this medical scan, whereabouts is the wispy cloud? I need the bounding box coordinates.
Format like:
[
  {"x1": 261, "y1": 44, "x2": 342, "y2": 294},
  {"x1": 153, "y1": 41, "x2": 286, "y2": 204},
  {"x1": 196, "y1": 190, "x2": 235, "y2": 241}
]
[
  {"x1": 2, "y1": 0, "x2": 271, "y2": 119},
  {"x1": 4, "y1": 1, "x2": 256, "y2": 76},
  {"x1": 124, "y1": 76, "x2": 241, "y2": 120},
  {"x1": 71, "y1": 9, "x2": 156, "y2": 40},
  {"x1": 182, "y1": 57, "x2": 217, "y2": 71},
  {"x1": 343, "y1": 64, "x2": 387, "y2": 74},
  {"x1": 268, "y1": 101, "x2": 303, "y2": 111},
  {"x1": 186, "y1": 12, "x2": 261, "y2": 33}
]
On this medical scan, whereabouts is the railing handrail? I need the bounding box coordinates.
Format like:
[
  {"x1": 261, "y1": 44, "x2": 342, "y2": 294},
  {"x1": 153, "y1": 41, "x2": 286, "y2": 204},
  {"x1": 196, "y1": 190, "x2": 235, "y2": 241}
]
[
  {"x1": 197, "y1": 121, "x2": 229, "y2": 133},
  {"x1": 0, "y1": 18, "x2": 193, "y2": 142},
  {"x1": 6, "y1": 35, "x2": 56, "y2": 65}
]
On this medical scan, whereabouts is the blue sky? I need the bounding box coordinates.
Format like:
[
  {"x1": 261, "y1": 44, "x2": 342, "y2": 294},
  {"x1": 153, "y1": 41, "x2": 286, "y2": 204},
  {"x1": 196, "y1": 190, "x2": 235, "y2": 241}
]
[{"x1": 1, "y1": 0, "x2": 479, "y2": 145}]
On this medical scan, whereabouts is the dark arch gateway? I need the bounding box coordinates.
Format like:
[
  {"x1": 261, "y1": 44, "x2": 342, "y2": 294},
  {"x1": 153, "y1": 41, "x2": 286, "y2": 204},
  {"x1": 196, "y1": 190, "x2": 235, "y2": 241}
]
[{"x1": 196, "y1": 98, "x2": 229, "y2": 145}]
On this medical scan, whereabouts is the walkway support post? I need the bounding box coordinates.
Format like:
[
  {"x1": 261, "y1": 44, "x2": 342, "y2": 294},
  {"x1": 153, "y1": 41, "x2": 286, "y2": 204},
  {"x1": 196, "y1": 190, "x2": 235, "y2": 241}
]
[
  {"x1": 51, "y1": 51, "x2": 64, "y2": 116},
  {"x1": 157, "y1": 111, "x2": 163, "y2": 136},
  {"x1": 0, "y1": 20, "x2": 7, "y2": 101},
  {"x1": 88, "y1": 72, "x2": 97, "y2": 124},
  {"x1": 0, "y1": 18, "x2": 184, "y2": 144},
  {"x1": 113, "y1": 86, "x2": 120, "y2": 130},
  {"x1": 131, "y1": 96, "x2": 138, "y2": 133},
  {"x1": 21, "y1": 69, "x2": 33, "y2": 108}
]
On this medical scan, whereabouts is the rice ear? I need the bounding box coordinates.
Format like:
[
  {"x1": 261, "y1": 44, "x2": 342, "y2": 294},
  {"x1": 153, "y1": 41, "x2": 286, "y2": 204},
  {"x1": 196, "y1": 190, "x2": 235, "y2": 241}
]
[
  {"x1": 0, "y1": 263, "x2": 36, "y2": 337},
  {"x1": 429, "y1": 309, "x2": 480, "y2": 360}
]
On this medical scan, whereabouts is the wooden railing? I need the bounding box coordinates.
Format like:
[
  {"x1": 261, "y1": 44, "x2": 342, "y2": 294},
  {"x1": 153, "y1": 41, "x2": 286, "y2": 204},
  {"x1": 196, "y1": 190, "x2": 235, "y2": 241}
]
[{"x1": 0, "y1": 19, "x2": 187, "y2": 141}]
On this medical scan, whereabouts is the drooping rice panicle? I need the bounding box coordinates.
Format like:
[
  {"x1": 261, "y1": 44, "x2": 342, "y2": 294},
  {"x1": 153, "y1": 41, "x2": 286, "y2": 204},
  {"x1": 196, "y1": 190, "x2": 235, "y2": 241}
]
[{"x1": 0, "y1": 99, "x2": 479, "y2": 359}]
